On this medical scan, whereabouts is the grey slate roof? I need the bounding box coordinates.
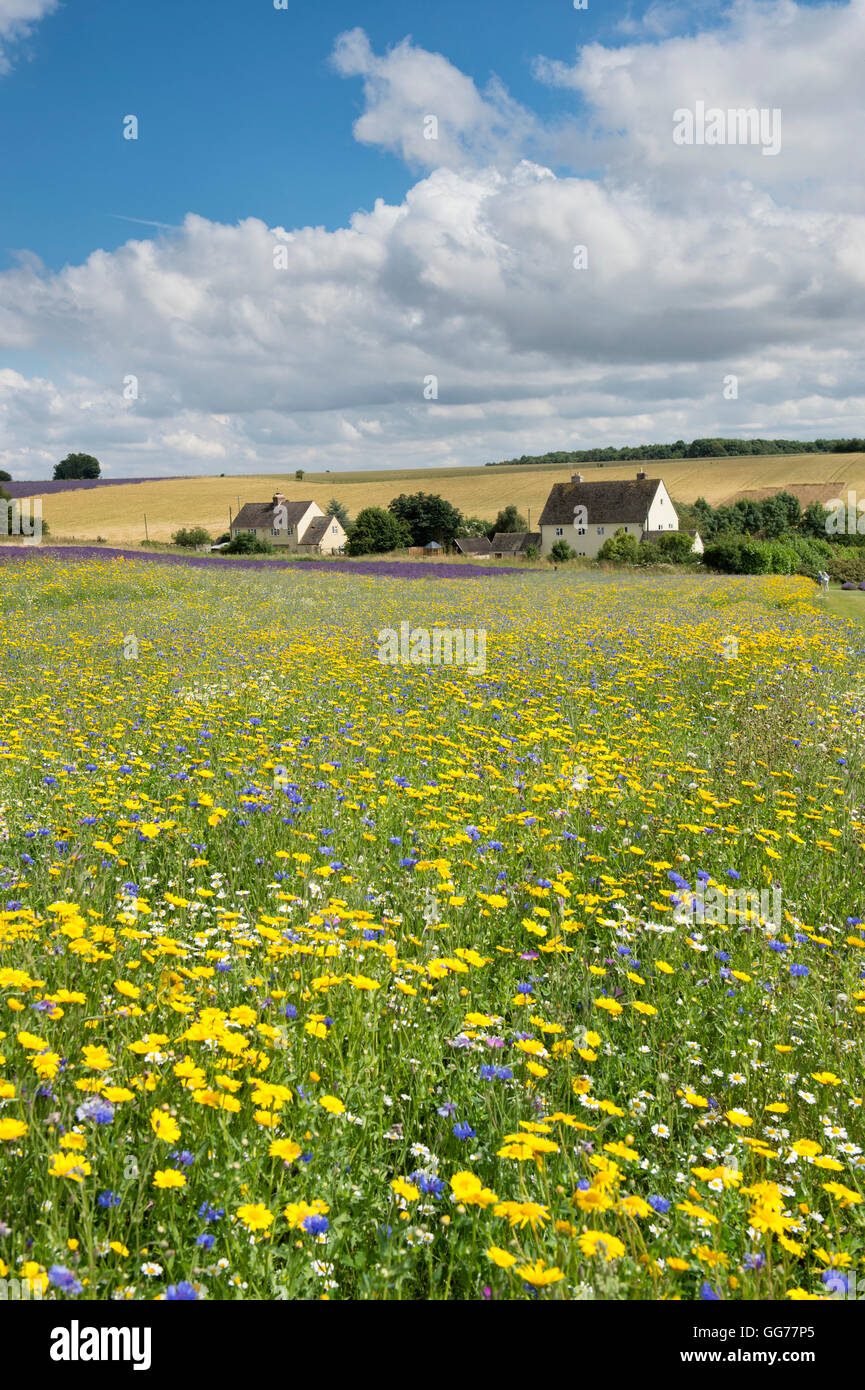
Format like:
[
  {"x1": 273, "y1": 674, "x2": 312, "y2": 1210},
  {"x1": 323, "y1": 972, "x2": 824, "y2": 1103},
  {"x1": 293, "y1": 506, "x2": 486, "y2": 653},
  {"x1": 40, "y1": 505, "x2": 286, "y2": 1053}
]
[
  {"x1": 539, "y1": 478, "x2": 661, "y2": 527},
  {"x1": 490, "y1": 531, "x2": 541, "y2": 554},
  {"x1": 299, "y1": 515, "x2": 337, "y2": 546},
  {"x1": 454, "y1": 536, "x2": 492, "y2": 555},
  {"x1": 232, "y1": 499, "x2": 313, "y2": 532}
]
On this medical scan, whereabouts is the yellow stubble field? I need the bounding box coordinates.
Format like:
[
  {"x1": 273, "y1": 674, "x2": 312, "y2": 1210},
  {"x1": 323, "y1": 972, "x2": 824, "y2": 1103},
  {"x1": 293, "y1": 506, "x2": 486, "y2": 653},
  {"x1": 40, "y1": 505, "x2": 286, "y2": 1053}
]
[{"x1": 35, "y1": 452, "x2": 865, "y2": 544}]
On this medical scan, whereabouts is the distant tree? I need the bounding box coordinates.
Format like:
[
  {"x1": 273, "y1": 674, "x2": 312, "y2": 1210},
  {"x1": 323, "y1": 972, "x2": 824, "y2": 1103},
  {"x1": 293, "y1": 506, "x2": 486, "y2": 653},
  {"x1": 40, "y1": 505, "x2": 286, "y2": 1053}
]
[
  {"x1": 54, "y1": 453, "x2": 101, "y2": 480},
  {"x1": 487, "y1": 505, "x2": 527, "y2": 540},
  {"x1": 689, "y1": 439, "x2": 728, "y2": 458},
  {"x1": 326, "y1": 498, "x2": 351, "y2": 530},
  {"x1": 172, "y1": 526, "x2": 212, "y2": 549},
  {"x1": 457, "y1": 516, "x2": 489, "y2": 539},
  {"x1": 346, "y1": 507, "x2": 410, "y2": 556},
  {"x1": 775, "y1": 491, "x2": 803, "y2": 529},
  {"x1": 295, "y1": 469, "x2": 305, "y2": 481},
  {"x1": 0, "y1": 470, "x2": 10, "y2": 482},
  {"x1": 387, "y1": 492, "x2": 463, "y2": 547},
  {"x1": 801, "y1": 500, "x2": 830, "y2": 538}
]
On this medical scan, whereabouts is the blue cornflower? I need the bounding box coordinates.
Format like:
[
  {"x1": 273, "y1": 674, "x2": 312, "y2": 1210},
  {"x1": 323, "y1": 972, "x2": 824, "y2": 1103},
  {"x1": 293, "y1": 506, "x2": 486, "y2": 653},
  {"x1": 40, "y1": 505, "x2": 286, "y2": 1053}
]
[
  {"x1": 98, "y1": 1191, "x2": 121, "y2": 1208},
  {"x1": 302, "y1": 1214, "x2": 329, "y2": 1236},
  {"x1": 48, "y1": 1265, "x2": 83, "y2": 1295},
  {"x1": 195, "y1": 1233, "x2": 215, "y2": 1249},
  {"x1": 75, "y1": 1097, "x2": 114, "y2": 1125},
  {"x1": 790, "y1": 963, "x2": 810, "y2": 978},
  {"x1": 821, "y1": 1270, "x2": 848, "y2": 1296},
  {"x1": 700, "y1": 1282, "x2": 721, "y2": 1301},
  {"x1": 647, "y1": 1195, "x2": 671, "y2": 1214},
  {"x1": 283, "y1": 1003, "x2": 298, "y2": 1019},
  {"x1": 413, "y1": 1173, "x2": 445, "y2": 1197},
  {"x1": 453, "y1": 1122, "x2": 476, "y2": 1141},
  {"x1": 197, "y1": 1203, "x2": 225, "y2": 1223},
  {"x1": 744, "y1": 1252, "x2": 765, "y2": 1271},
  {"x1": 166, "y1": 1282, "x2": 199, "y2": 1300},
  {"x1": 727, "y1": 869, "x2": 741, "y2": 880}
]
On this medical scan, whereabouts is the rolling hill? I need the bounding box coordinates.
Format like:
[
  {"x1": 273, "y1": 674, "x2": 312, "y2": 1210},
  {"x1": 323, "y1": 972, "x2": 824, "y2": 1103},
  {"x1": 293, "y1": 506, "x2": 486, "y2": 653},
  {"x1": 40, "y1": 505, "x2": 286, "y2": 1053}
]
[{"x1": 29, "y1": 453, "x2": 865, "y2": 545}]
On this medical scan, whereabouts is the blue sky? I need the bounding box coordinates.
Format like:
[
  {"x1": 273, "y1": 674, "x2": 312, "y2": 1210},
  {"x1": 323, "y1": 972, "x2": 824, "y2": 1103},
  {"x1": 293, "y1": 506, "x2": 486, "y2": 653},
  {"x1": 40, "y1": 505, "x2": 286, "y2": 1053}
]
[
  {"x1": 0, "y1": 0, "x2": 860, "y2": 478},
  {"x1": 0, "y1": 0, "x2": 784, "y2": 273}
]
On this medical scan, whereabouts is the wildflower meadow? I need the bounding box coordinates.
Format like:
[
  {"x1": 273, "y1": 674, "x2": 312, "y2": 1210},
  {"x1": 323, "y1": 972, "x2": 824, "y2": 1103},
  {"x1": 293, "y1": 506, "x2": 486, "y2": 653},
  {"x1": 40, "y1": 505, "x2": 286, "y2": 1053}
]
[{"x1": 1, "y1": 552, "x2": 864, "y2": 1303}]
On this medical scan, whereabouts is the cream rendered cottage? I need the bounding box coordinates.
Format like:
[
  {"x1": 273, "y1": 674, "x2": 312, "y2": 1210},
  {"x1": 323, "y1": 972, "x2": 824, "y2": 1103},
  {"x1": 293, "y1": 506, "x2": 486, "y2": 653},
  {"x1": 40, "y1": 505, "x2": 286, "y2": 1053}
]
[
  {"x1": 230, "y1": 494, "x2": 346, "y2": 554},
  {"x1": 539, "y1": 471, "x2": 679, "y2": 558}
]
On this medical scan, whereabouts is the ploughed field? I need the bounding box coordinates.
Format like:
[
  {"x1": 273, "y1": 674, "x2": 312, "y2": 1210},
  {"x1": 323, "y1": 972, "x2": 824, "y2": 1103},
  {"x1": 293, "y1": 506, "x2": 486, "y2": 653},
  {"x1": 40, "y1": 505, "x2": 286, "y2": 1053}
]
[{"x1": 0, "y1": 555, "x2": 863, "y2": 1301}]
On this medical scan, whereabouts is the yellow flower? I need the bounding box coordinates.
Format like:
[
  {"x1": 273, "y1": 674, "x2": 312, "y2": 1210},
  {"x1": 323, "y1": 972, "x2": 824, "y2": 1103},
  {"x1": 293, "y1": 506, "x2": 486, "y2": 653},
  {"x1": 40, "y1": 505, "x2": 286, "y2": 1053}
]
[
  {"x1": 0, "y1": 1118, "x2": 27, "y2": 1141},
  {"x1": 822, "y1": 1183, "x2": 863, "y2": 1208},
  {"x1": 791, "y1": 1139, "x2": 822, "y2": 1157},
  {"x1": 269, "y1": 1139, "x2": 302, "y2": 1163},
  {"x1": 513, "y1": 1259, "x2": 565, "y2": 1287},
  {"x1": 49, "y1": 1153, "x2": 92, "y2": 1182},
  {"x1": 450, "y1": 1172, "x2": 499, "y2": 1207},
  {"x1": 486, "y1": 1246, "x2": 517, "y2": 1268},
  {"x1": 153, "y1": 1169, "x2": 187, "y2": 1189},
  {"x1": 725, "y1": 1110, "x2": 753, "y2": 1127},
  {"x1": 391, "y1": 1177, "x2": 420, "y2": 1202},
  {"x1": 578, "y1": 1230, "x2": 626, "y2": 1260},
  {"x1": 493, "y1": 1200, "x2": 548, "y2": 1229},
  {"x1": 319, "y1": 1095, "x2": 345, "y2": 1115},
  {"x1": 81, "y1": 1044, "x2": 113, "y2": 1069},
  {"x1": 283, "y1": 1199, "x2": 329, "y2": 1229},
  {"x1": 150, "y1": 1109, "x2": 181, "y2": 1142},
  {"x1": 236, "y1": 1203, "x2": 274, "y2": 1230},
  {"x1": 594, "y1": 997, "x2": 623, "y2": 1016}
]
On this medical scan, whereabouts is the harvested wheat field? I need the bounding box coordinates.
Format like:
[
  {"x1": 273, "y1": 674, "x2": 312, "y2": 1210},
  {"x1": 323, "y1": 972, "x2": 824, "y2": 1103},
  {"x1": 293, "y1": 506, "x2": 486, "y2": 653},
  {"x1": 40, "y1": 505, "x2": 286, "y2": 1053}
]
[{"x1": 34, "y1": 454, "x2": 865, "y2": 545}]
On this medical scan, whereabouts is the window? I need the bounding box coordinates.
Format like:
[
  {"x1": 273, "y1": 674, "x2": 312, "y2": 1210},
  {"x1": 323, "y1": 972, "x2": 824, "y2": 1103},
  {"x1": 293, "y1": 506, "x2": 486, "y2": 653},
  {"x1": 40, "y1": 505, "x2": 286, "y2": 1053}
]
[
  {"x1": 271, "y1": 528, "x2": 280, "y2": 536},
  {"x1": 247, "y1": 528, "x2": 256, "y2": 535},
  {"x1": 577, "y1": 526, "x2": 586, "y2": 536},
  {"x1": 332, "y1": 526, "x2": 338, "y2": 534},
  {"x1": 555, "y1": 527, "x2": 564, "y2": 537},
  {"x1": 596, "y1": 526, "x2": 605, "y2": 536}
]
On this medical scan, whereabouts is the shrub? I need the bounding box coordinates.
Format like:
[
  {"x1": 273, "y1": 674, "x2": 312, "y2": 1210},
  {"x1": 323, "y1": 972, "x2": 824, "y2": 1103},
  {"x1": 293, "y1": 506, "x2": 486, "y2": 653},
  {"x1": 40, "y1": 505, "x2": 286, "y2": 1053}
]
[
  {"x1": 598, "y1": 529, "x2": 640, "y2": 563},
  {"x1": 523, "y1": 544, "x2": 540, "y2": 560},
  {"x1": 172, "y1": 527, "x2": 213, "y2": 549},
  {"x1": 701, "y1": 536, "x2": 745, "y2": 573},
  {"x1": 225, "y1": 532, "x2": 273, "y2": 555},
  {"x1": 634, "y1": 541, "x2": 660, "y2": 566},
  {"x1": 828, "y1": 549, "x2": 865, "y2": 585},
  {"x1": 653, "y1": 531, "x2": 696, "y2": 564},
  {"x1": 738, "y1": 541, "x2": 772, "y2": 575},
  {"x1": 549, "y1": 540, "x2": 575, "y2": 563},
  {"x1": 766, "y1": 543, "x2": 798, "y2": 575}
]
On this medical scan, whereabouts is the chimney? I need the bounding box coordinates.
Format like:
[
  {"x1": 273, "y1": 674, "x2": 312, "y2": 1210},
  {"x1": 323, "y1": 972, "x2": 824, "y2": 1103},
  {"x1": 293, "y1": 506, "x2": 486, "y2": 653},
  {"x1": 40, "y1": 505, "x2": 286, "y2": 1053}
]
[
  {"x1": 273, "y1": 493, "x2": 286, "y2": 507},
  {"x1": 636, "y1": 469, "x2": 647, "y2": 481},
  {"x1": 572, "y1": 472, "x2": 583, "y2": 484}
]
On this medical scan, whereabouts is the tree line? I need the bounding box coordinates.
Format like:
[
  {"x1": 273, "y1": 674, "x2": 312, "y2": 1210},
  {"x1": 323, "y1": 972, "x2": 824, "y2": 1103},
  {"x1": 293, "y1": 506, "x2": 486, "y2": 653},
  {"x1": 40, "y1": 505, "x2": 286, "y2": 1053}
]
[{"x1": 485, "y1": 438, "x2": 865, "y2": 468}]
